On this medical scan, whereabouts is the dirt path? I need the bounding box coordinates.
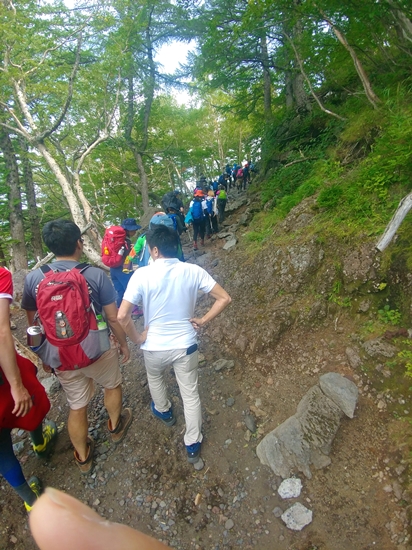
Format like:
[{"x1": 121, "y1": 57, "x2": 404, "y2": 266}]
[{"x1": 0, "y1": 203, "x2": 409, "y2": 550}]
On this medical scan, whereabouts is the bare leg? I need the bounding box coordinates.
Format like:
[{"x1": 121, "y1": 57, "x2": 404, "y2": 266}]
[
  {"x1": 104, "y1": 385, "x2": 122, "y2": 430},
  {"x1": 68, "y1": 407, "x2": 88, "y2": 461}
]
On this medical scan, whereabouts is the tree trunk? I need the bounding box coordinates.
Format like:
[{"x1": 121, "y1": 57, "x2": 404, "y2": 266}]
[
  {"x1": 260, "y1": 33, "x2": 274, "y2": 125},
  {"x1": 285, "y1": 70, "x2": 294, "y2": 110},
  {"x1": 18, "y1": 136, "x2": 43, "y2": 261},
  {"x1": 0, "y1": 128, "x2": 28, "y2": 270},
  {"x1": 387, "y1": 0, "x2": 412, "y2": 44},
  {"x1": 318, "y1": 9, "x2": 381, "y2": 108},
  {"x1": 376, "y1": 192, "x2": 412, "y2": 251},
  {"x1": 35, "y1": 141, "x2": 102, "y2": 264}
]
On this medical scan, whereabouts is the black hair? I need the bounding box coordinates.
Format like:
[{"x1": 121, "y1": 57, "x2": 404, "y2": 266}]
[
  {"x1": 42, "y1": 219, "x2": 81, "y2": 256},
  {"x1": 146, "y1": 225, "x2": 178, "y2": 258}
]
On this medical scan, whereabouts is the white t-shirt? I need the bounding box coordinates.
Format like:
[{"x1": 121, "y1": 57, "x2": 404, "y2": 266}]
[{"x1": 124, "y1": 258, "x2": 217, "y2": 351}]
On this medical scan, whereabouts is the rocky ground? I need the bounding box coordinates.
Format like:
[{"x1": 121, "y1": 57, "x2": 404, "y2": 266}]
[{"x1": 1, "y1": 191, "x2": 411, "y2": 550}]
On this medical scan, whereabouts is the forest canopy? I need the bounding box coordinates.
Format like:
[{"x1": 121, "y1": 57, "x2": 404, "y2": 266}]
[{"x1": 1, "y1": 0, "x2": 412, "y2": 268}]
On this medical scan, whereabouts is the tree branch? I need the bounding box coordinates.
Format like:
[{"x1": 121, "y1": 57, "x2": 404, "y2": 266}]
[{"x1": 37, "y1": 33, "x2": 83, "y2": 142}]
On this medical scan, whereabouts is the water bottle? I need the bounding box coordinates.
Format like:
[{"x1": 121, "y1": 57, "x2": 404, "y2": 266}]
[{"x1": 96, "y1": 314, "x2": 110, "y2": 351}]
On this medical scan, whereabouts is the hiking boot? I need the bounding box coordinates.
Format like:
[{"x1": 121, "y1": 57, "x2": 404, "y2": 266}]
[
  {"x1": 32, "y1": 420, "x2": 57, "y2": 458},
  {"x1": 108, "y1": 408, "x2": 132, "y2": 445},
  {"x1": 24, "y1": 476, "x2": 42, "y2": 512},
  {"x1": 193, "y1": 242, "x2": 198, "y2": 250},
  {"x1": 200, "y1": 239, "x2": 205, "y2": 246},
  {"x1": 151, "y1": 401, "x2": 176, "y2": 427},
  {"x1": 186, "y1": 441, "x2": 201, "y2": 464},
  {"x1": 74, "y1": 436, "x2": 94, "y2": 475}
]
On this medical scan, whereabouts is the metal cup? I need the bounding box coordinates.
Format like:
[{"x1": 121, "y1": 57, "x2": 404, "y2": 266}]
[{"x1": 27, "y1": 326, "x2": 44, "y2": 348}]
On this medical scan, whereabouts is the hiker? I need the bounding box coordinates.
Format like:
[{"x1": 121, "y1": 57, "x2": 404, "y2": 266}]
[
  {"x1": 232, "y1": 163, "x2": 238, "y2": 187},
  {"x1": 118, "y1": 225, "x2": 231, "y2": 468},
  {"x1": 126, "y1": 211, "x2": 185, "y2": 270},
  {"x1": 236, "y1": 165, "x2": 244, "y2": 191},
  {"x1": 242, "y1": 162, "x2": 250, "y2": 189},
  {"x1": 107, "y1": 218, "x2": 141, "y2": 308},
  {"x1": 0, "y1": 267, "x2": 56, "y2": 512},
  {"x1": 205, "y1": 190, "x2": 218, "y2": 237},
  {"x1": 216, "y1": 184, "x2": 227, "y2": 223},
  {"x1": 30, "y1": 488, "x2": 169, "y2": 550},
  {"x1": 161, "y1": 189, "x2": 183, "y2": 213},
  {"x1": 218, "y1": 172, "x2": 227, "y2": 191},
  {"x1": 22, "y1": 220, "x2": 145, "y2": 474},
  {"x1": 187, "y1": 189, "x2": 207, "y2": 250}
]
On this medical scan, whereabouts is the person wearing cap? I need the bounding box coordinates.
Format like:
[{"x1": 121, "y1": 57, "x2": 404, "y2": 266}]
[{"x1": 109, "y1": 218, "x2": 141, "y2": 309}]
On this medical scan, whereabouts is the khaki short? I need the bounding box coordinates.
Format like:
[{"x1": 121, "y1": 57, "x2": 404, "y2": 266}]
[{"x1": 55, "y1": 348, "x2": 122, "y2": 410}]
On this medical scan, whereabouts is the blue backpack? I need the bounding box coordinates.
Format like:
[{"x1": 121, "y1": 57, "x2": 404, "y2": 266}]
[
  {"x1": 192, "y1": 199, "x2": 204, "y2": 220},
  {"x1": 150, "y1": 213, "x2": 176, "y2": 230},
  {"x1": 206, "y1": 198, "x2": 214, "y2": 215}
]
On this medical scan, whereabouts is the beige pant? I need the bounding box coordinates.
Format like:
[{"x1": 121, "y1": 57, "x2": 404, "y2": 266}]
[{"x1": 56, "y1": 348, "x2": 122, "y2": 410}]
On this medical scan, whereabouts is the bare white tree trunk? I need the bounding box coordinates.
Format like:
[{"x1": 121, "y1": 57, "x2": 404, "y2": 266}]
[{"x1": 376, "y1": 192, "x2": 412, "y2": 251}]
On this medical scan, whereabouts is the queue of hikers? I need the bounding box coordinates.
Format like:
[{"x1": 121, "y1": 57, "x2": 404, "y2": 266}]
[{"x1": 2, "y1": 211, "x2": 231, "y2": 519}]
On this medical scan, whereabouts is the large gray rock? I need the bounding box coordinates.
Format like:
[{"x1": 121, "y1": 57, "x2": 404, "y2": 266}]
[
  {"x1": 319, "y1": 372, "x2": 358, "y2": 418},
  {"x1": 223, "y1": 238, "x2": 237, "y2": 250},
  {"x1": 363, "y1": 338, "x2": 396, "y2": 358},
  {"x1": 257, "y1": 373, "x2": 358, "y2": 479}
]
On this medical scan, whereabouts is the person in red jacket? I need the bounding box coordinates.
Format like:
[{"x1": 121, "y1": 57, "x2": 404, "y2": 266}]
[{"x1": 0, "y1": 267, "x2": 56, "y2": 511}]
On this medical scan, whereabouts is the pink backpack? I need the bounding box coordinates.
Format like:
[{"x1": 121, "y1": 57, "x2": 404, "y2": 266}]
[{"x1": 34, "y1": 264, "x2": 109, "y2": 371}]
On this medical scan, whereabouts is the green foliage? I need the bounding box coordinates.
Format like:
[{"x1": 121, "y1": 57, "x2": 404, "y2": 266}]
[
  {"x1": 398, "y1": 341, "x2": 412, "y2": 380},
  {"x1": 317, "y1": 184, "x2": 343, "y2": 209},
  {"x1": 328, "y1": 280, "x2": 352, "y2": 308},
  {"x1": 378, "y1": 305, "x2": 402, "y2": 326}
]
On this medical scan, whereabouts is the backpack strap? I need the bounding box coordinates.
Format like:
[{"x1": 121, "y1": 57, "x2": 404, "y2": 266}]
[{"x1": 75, "y1": 262, "x2": 90, "y2": 274}]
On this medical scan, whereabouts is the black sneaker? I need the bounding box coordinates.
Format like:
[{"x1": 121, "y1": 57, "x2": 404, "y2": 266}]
[
  {"x1": 186, "y1": 441, "x2": 201, "y2": 464},
  {"x1": 150, "y1": 401, "x2": 176, "y2": 427}
]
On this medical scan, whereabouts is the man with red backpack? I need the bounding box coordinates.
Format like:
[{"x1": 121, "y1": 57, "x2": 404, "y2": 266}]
[{"x1": 22, "y1": 220, "x2": 147, "y2": 474}]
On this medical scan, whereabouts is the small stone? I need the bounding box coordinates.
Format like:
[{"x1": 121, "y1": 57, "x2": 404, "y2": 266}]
[
  {"x1": 10, "y1": 536, "x2": 17, "y2": 544},
  {"x1": 225, "y1": 519, "x2": 234, "y2": 530},
  {"x1": 281, "y1": 502, "x2": 312, "y2": 531},
  {"x1": 267, "y1": 377, "x2": 274, "y2": 385},
  {"x1": 226, "y1": 397, "x2": 235, "y2": 407},
  {"x1": 278, "y1": 478, "x2": 303, "y2": 499},
  {"x1": 244, "y1": 414, "x2": 257, "y2": 433},
  {"x1": 193, "y1": 458, "x2": 205, "y2": 471},
  {"x1": 272, "y1": 506, "x2": 283, "y2": 517},
  {"x1": 93, "y1": 499, "x2": 101, "y2": 506}
]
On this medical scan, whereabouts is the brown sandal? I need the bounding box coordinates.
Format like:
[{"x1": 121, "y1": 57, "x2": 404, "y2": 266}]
[
  {"x1": 74, "y1": 436, "x2": 94, "y2": 475},
  {"x1": 108, "y1": 408, "x2": 132, "y2": 445}
]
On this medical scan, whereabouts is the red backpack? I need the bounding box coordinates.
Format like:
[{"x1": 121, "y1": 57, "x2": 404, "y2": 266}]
[
  {"x1": 34, "y1": 263, "x2": 110, "y2": 371},
  {"x1": 101, "y1": 226, "x2": 127, "y2": 268}
]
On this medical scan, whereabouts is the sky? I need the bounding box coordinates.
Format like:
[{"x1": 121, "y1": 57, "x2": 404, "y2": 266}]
[{"x1": 155, "y1": 41, "x2": 196, "y2": 106}]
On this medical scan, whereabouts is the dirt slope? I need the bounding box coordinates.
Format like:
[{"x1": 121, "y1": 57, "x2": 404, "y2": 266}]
[{"x1": 0, "y1": 196, "x2": 410, "y2": 550}]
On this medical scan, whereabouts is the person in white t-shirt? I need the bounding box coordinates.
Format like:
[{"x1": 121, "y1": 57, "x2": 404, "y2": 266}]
[{"x1": 118, "y1": 225, "x2": 231, "y2": 468}]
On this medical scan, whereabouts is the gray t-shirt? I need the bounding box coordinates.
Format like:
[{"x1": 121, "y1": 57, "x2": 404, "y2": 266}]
[{"x1": 21, "y1": 260, "x2": 116, "y2": 313}]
